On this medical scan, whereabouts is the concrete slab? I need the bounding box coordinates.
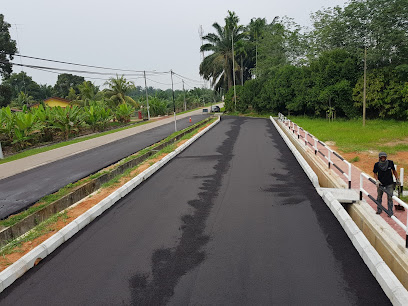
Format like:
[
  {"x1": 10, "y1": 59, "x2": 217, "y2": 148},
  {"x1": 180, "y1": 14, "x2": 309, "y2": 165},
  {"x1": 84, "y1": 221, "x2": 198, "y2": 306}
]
[{"x1": 317, "y1": 187, "x2": 359, "y2": 204}]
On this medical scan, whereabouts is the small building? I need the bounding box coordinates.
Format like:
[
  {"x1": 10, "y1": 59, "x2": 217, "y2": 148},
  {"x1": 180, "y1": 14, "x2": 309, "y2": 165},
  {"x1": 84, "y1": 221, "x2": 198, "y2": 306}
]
[
  {"x1": 30, "y1": 97, "x2": 77, "y2": 109},
  {"x1": 43, "y1": 97, "x2": 72, "y2": 108}
]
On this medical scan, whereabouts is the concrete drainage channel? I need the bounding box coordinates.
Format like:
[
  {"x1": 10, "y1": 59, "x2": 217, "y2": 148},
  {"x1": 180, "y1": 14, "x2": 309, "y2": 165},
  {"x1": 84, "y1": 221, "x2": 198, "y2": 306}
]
[
  {"x1": 0, "y1": 116, "x2": 220, "y2": 293},
  {"x1": 270, "y1": 116, "x2": 408, "y2": 305}
]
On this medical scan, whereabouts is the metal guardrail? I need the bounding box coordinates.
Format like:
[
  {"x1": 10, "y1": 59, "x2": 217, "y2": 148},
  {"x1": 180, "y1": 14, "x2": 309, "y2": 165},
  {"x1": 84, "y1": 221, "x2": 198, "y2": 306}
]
[
  {"x1": 360, "y1": 172, "x2": 408, "y2": 247},
  {"x1": 278, "y1": 113, "x2": 352, "y2": 189}
]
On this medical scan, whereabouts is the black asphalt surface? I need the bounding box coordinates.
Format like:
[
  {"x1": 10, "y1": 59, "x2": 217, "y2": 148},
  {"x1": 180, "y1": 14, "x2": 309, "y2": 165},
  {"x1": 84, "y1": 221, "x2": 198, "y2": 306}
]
[
  {"x1": 0, "y1": 114, "x2": 209, "y2": 219},
  {"x1": 0, "y1": 117, "x2": 390, "y2": 305}
]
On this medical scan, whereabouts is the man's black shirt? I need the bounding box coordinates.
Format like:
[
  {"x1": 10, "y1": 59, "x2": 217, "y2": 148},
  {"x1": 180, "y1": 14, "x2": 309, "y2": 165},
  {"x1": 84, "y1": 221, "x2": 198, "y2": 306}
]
[{"x1": 373, "y1": 160, "x2": 395, "y2": 186}]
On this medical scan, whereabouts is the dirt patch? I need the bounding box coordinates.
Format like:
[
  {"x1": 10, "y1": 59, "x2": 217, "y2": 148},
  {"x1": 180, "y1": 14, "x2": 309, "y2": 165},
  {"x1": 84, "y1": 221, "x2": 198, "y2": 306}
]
[
  {"x1": 0, "y1": 120, "x2": 214, "y2": 272},
  {"x1": 330, "y1": 144, "x2": 408, "y2": 182}
]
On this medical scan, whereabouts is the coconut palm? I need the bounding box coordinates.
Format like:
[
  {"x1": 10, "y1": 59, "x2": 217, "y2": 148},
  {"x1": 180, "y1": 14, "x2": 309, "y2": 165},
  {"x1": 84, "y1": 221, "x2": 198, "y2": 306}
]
[
  {"x1": 77, "y1": 81, "x2": 98, "y2": 106},
  {"x1": 104, "y1": 75, "x2": 138, "y2": 107},
  {"x1": 199, "y1": 11, "x2": 246, "y2": 91}
]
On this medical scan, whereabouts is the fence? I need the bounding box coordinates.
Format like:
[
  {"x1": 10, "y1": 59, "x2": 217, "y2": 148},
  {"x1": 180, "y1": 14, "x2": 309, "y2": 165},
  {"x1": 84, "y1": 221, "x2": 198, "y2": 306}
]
[{"x1": 278, "y1": 113, "x2": 352, "y2": 189}]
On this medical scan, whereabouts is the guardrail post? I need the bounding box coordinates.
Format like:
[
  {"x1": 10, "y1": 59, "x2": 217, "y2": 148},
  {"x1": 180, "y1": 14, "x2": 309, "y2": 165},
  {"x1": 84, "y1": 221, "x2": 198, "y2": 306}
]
[
  {"x1": 328, "y1": 150, "x2": 331, "y2": 168},
  {"x1": 401, "y1": 168, "x2": 404, "y2": 196},
  {"x1": 304, "y1": 132, "x2": 308, "y2": 146},
  {"x1": 314, "y1": 138, "x2": 318, "y2": 155},
  {"x1": 0, "y1": 142, "x2": 3, "y2": 159},
  {"x1": 348, "y1": 162, "x2": 352, "y2": 189},
  {"x1": 360, "y1": 173, "x2": 363, "y2": 201},
  {"x1": 297, "y1": 125, "x2": 300, "y2": 139}
]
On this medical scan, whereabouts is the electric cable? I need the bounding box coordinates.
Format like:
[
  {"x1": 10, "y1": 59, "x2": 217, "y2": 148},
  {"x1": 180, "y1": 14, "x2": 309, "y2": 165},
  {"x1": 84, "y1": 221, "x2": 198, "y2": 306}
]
[{"x1": 14, "y1": 54, "x2": 169, "y2": 75}]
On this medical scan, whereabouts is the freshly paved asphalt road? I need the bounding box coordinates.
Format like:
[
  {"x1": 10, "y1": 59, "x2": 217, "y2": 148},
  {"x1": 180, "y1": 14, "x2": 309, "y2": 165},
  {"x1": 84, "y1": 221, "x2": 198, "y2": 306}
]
[
  {"x1": 0, "y1": 114, "x2": 208, "y2": 219},
  {"x1": 0, "y1": 117, "x2": 390, "y2": 305}
]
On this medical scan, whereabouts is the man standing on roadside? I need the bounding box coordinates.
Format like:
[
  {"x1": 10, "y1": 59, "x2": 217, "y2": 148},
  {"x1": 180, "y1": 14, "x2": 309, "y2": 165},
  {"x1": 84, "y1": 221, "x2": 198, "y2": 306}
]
[{"x1": 373, "y1": 152, "x2": 399, "y2": 215}]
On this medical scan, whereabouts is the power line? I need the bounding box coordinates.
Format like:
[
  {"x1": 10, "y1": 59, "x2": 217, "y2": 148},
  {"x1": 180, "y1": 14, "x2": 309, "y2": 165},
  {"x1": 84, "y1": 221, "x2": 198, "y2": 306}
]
[
  {"x1": 146, "y1": 77, "x2": 182, "y2": 87},
  {"x1": 7, "y1": 61, "x2": 147, "y2": 76},
  {"x1": 14, "y1": 54, "x2": 169, "y2": 75},
  {"x1": 172, "y1": 72, "x2": 203, "y2": 84}
]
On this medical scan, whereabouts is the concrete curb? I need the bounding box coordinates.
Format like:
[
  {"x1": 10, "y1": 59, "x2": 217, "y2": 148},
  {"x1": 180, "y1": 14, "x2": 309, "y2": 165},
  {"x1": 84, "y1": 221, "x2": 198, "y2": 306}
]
[
  {"x1": 270, "y1": 116, "x2": 319, "y2": 188},
  {"x1": 0, "y1": 116, "x2": 221, "y2": 293},
  {"x1": 271, "y1": 116, "x2": 408, "y2": 305}
]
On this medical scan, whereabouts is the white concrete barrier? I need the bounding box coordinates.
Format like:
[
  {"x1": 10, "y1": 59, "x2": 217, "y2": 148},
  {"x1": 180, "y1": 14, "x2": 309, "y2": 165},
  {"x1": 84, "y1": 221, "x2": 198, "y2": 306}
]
[{"x1": 270, "y1": 117, "x2": 320, "y2": 188}]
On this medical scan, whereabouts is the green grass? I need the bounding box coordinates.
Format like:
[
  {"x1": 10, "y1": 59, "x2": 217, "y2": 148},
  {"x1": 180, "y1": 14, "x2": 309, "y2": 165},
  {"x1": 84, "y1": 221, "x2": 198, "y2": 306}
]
[
  {"x1": 288, "y1": 117, "x2": 408, "y2": 153},
  {"x1": 349, "y1": 156, "x2": 360, "y2": 163},
  {"x1": 0, "y1": 211, "x2": 69, "y2": 256}
]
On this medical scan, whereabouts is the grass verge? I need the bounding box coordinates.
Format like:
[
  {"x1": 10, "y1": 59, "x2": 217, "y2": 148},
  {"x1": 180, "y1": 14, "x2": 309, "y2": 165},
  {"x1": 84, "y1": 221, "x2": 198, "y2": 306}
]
[{"x1": 288, "y1": 117, "x2": 408, "y2": 153}]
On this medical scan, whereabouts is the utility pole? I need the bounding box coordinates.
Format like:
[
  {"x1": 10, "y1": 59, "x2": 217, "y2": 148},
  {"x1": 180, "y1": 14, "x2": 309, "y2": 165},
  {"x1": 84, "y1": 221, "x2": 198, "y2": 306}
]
[
  {"x1": 182, "y1": 80, "x2": 186, "y2": 111},
  {"x1": 232, "y1": 30, "x2": 237, "y2": 111},
  {"x1": 170, "y1": 70, "x2": 177, "y2": 132},
  {"x1": 363, "y1": 46, "x2": 367, "y2": 127},
  {"x1": 143, "y1": 71, "x2": 150, "y2": 120},
  {"x1": 0, "y1": 142, "x2": 4, "y2": 159}
]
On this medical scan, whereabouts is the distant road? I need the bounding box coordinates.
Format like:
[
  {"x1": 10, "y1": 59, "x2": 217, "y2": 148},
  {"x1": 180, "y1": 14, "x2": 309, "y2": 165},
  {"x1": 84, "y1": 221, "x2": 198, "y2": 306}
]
[
  {"x1": 0, "y1": 117, "x2": 390, "y2": 305},
  {"x1": 0, "y1": 114, "x2": 209, "y2": 219}
]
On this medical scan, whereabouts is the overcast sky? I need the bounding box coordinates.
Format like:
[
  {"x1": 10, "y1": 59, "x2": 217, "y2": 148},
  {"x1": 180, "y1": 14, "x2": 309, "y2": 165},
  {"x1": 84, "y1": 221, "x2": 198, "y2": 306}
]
[{"x1": 2, "y1": 0, "x2": 348, "y2": 90}]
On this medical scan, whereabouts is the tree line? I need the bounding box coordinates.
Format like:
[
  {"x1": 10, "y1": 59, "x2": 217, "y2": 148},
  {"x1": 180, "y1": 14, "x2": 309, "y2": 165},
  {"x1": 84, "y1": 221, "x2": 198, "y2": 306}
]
[{"x1": 200, "y1": 0, "x2": 408, "y2": 119}]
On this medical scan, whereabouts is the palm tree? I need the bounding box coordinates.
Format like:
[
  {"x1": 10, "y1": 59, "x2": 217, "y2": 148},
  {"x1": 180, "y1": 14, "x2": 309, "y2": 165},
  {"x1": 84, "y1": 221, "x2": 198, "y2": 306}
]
[
  {"x1": 77, "y1": 81, "x2": 97, "y2": 106},
  {"x1": 104, "y1": 75, "x2": 138, "y2": 107},
  {"x1": 248, "y1": 18, "x2": 269, "y2": 78},
  {"x1": 199, "y1": 11, "x2": 246, "y2": 91}
]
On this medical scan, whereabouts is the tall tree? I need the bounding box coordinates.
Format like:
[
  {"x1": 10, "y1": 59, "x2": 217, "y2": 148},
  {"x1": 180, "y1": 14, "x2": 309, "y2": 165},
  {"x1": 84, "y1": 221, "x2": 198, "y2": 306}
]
[
  {"x1": 53, "y1": 73, "x2": 85, "y2": 98},
  {"x1": 0, "y1": 14, "x2": 17, "y2": 79},
  {"x1": 199, "y1": 11, "x2": 246, "y2": 91},
  {"x1": 2, "y1": 71, "x2": 42, "y2": 100},
  {"x1": 248, "y1": 17, "x2": 269, "y2": 77},
  {"x1": 311, "y1": 0, "x2": 408, "y2": 69}
]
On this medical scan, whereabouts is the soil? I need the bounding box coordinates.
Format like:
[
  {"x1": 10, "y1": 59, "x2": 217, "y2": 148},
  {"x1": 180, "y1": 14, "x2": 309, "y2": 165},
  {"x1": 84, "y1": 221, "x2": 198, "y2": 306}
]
[
  {"x1": 0, "y1": 120, "x2": 212, "y2": 272},
  {"x1": 330, "y1": 143, "x2": 408, "y2": 182}
]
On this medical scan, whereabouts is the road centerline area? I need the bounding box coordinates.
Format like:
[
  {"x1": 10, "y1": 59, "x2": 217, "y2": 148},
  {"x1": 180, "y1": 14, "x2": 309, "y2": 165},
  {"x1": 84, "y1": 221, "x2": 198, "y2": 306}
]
[{"x1": 0, "y1": 117, "x2": 390, "y2": 305}]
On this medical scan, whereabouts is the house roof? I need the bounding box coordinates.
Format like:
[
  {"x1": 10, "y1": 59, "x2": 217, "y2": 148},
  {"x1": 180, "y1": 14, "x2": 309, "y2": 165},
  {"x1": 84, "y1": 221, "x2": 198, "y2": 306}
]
[{"x1": 44, "y1": 97, "x2": 71, "y2": 103}]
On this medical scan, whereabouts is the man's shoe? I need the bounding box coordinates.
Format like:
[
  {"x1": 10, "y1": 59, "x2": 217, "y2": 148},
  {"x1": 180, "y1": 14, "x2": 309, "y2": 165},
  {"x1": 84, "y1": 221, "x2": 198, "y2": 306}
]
[{"x1": 376, "y1": 211, "x2": 382, "y2": 215}]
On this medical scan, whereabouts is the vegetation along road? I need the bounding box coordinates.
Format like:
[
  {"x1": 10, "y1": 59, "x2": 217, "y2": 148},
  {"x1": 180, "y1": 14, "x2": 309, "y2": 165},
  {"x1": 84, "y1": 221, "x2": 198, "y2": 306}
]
[
  {"x1": 0, "y1": 114, "x2": 208, "y2": 220},
  {"x1": 0, "y1": 117, "x2": 390, "y2": 305}
]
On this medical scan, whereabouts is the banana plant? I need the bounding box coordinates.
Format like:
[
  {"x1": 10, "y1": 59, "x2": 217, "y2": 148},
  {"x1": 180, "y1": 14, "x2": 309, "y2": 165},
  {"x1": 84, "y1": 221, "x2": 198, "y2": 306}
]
[
  {"x1": 0, "y1": 106, "x2": 16, "y2": 144},
  {"x1": 114, "y1": 103, "x2": 134, "y2": 123},
  {"x1": 33, "y1": 105, "x2": 54, "y2": 142},
  {"x1": 51, "y1": 106, "x2": 84, "y2": 140},
  {"x1": 12, "y1": 112, "x2": 39, "y2": 150},
  {"x1": 84, "y1": 103, "x2": 112, "y2": 131}
]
